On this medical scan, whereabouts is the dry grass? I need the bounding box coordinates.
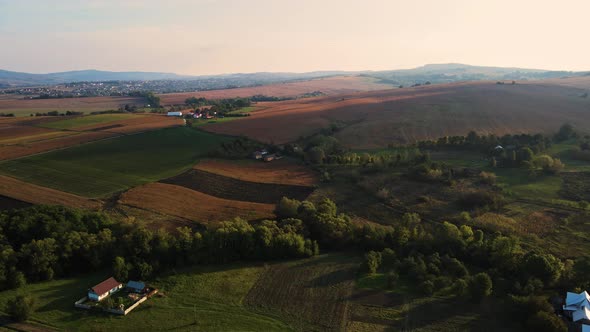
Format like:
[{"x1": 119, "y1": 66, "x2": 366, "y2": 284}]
[
  {"x1": 0, "y1": 95, "x2": 144, "y2": 115},
  {"x1": 0, "y1": 175, "x2": 101, "y2": 209},
  {"x1": 194, "y1": 158, "x2": 318, "y2": 186},
  {"x1": 159, "y1": 76, "x2": 392, "y2": 104},
  {"x1": 119, "y1": 182, "x2": 275, "y2": 224},
  {"x1": 203, "y1": 81, "x2": 590, "y2": 148}
]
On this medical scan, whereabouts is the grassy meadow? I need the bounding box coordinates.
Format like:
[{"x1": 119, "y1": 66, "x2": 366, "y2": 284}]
[
  {"x1": 0, "y1": 264, "x2": 291, "y2": 332},
  {"x1": 0, "y1": 127, "x2": 230, "y2": 198}
]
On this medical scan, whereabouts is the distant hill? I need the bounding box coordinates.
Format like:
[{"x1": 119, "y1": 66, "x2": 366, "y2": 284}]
[{"x1": 0, "y1": 64, "x2": 587, "y2": 87}]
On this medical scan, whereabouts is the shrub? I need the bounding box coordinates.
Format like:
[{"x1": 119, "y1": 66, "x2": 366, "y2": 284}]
[
  {"x1": 6, "y1": 295, "x2": 36, "y2": 322},
  {"x1": 469, "y1": 272, "x2": 492, "y2": 301},
  {"x1": 526, "y1": 311, "x2": 567, "y2": 332},
  {"x1": 479, "y1": 171, "x2": 497, "y2": 185},
  {"x1": 364, "y1": 251, "x2": 382, "y2": 274}
]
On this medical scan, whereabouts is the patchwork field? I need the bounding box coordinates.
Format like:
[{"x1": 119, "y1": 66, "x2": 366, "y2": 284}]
[
  {"x1": 0, "y1": 175, "x2": 101, "y2": 209},
  {"x1": 194, "y1": 158, "x2": 318, "y2": 186},
  {"x1": 0, "y1": 95, "x2": 144, "y2": 116},
  {"x1": 119, "y1": 182, "x2": 275, "y2": 224},
  {"x1": 159, "y1": 76, "x2": 392, "y2": 104},
  {"x1": 0, "y1": 114, "x2": 182, "y2": 161},
  {"x1": 203, "y1": 82, "x2": 590, "y2": 148},
  {"x1": 162, "y1": 169, "x2": 315, "y2": 204},
  {"x1": 0, "y1": 127, "x2": 230, "y2": 197}
]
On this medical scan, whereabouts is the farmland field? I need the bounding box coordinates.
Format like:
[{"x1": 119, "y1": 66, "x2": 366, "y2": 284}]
[
  {"x1": 245, "y1": 253, "x2": 359, "y2": 331},
  {"x1": 119, "y1": 182, "x2": 275, "y2": 224},
  {"x1": 0, "y1": 264, "x2": 292, "y2": 331},
  {"x1": 159, "y1": 76, "x2": 392, "y2": 104},
  {"x1": 203, "y1": 82, "x2": 590, "y2": 148},
  {"x1": 0, "y1": 95, "x2": 144, "y2": 117},
  {"x1": 38, "y1": 113, "x2": 137, "y2": 130},
  {"x1": 194, "y1": 158, "x2": 318, "y2": 186},
  {"x1": 0, "y1": 127, "x2": 230, "y2": 197},
  {"x1": 162, "y1": 169, "x2": 315, "y2": 204},
  {"x1": 0, "y1": 175, "x2": 101, "y2": 209}
]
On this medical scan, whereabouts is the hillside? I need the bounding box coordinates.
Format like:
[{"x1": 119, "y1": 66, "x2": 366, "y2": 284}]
[{"x1": 203, "y1": 81, "x2": 590, "y2": 148}]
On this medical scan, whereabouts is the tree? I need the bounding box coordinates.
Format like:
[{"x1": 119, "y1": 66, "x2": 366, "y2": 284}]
[
  {"x1": 306, "y1": 147, "x2": 325, "y2": 164},
  {"x1": 275, "y1": 197, "x2": 301, "y2": 219},
  {"x1": 113, "y1": 256, "x2": 129, "y2": 281},
  {"x1": 469, "y1": 272, "x2": 492, "y2": 300},
  {"x1": 6, "y1": 295, "x2": 36, "y2": 322},
  {"x1": 364, "y1": 251, "x2": 382, "y2": 274},
  {"x1": 555, "y1": 123, "x2": 575, "y2": 142},
  {"x1": 526, "y1": 311, "x2": 567, "y2": 332},
  {"x1": 451, "y1": 278, "x2": 468, "y2": 297}
]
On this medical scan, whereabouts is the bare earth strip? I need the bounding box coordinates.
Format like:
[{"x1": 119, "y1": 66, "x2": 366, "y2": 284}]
[
  {"x1": 119, "y1": 182, "x2": 276, "y2": 224},
  {"x1": 194, "y1": 159, "x2": 318, "y2": 186},
  {"x1": 0, "y1": 175, "x2": 101, "y2": 209}
]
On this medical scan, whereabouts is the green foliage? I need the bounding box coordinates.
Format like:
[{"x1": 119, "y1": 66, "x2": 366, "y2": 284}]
[
  {"x1": 525, "y1": 311, "x2": 566, "y2": 332},
  {"x1": 113, "y1": 256, "x2": 129, "y2": 281},
  {"x1": 364, "y1": 251, "x2": 382, "y2": 274},
  {"x1": 6, "y1": 294, "x2": 36, "y2": 322},
  {"x1": 469, "y1": 273, "x2": 493, "y2": 301}
]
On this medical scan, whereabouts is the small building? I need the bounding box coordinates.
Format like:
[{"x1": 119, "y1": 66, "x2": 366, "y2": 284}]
[
  {"x1": 564, "y1": 291, "x2": 590, "y2": 323},
  {"x1": 126, "y1": 281, "x2": 145, "y2": 293},
  {"x1": 167, "y1": 111, "x2": 183, "y2": 117},
  {"x1": 253, "y1": 149, "x2": 268, "y2": 160},
  {"x1": 494, "y1": 145, "x2": 504, "y2": 150},
  {"x1": 88, "y1": 277, "x2": 122, "y2": 302}
]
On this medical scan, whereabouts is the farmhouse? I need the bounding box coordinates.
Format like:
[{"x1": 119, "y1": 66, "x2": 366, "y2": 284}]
[
  {"x1": 126, "y1": 280, "x2": 145, "y2": 293},
  {"x1": 167, "y1": 111, "x2": 183, "y2": 117},
  {"x1": 88, "y1": 277, "x2": 122, "y2": 302},
  {"x1": 564, "y1": 291, "x2": 590, "y2": 323}
]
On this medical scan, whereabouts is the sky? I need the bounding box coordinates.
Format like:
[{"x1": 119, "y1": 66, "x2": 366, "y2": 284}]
[{"x1": 1, "y1": 0, "x2": 589, "y2": 75}]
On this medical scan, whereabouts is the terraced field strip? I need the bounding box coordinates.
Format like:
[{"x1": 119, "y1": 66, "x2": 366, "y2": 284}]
[
  {"x1": 161, "y1": 169, "x2": 315, "y2": 204},
  {"x1": 119, "y1": 182, "x2": 275, "y2": 224}
]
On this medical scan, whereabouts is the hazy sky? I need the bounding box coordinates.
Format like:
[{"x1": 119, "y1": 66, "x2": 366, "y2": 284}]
[{"x1": 1, "y1": 0, "x2": 589, "y2": 75}]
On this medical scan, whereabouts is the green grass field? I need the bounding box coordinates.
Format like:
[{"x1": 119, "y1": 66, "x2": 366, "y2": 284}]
[
  {"x1": 38, "y1": 114, "x2": 137, "y2": 130},
  {"x1": 0, "y1": 127, "x2": 230, "y2": 197},
  {"x1": 0, "y1": 264, "x2": 291, "y2": 332}
]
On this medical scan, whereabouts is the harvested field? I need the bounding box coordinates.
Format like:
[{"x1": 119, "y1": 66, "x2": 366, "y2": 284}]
[
  {"x1": 38, "y1": 113, "x2": 137, "y2": 130},
  {"x1": 244, "y1": 253, "x2": 359, "y2": 331},
  {"x1": 0, "y1": 194, "x2": 31, "y2": 211},
  {"x1": 161, "y1": 169, "x2": 315, "y2": 204},
  {"x1": 194, "y1": 158, "x2": 318, "y2": 186},
  {"x1": 0, "y1": 95, "x2": 144, "y2": 116},
  {"x1": 0, "y1": 175, "x2": 101, "y2": 209},
  {"x1": 119, "y1": 182, "x2": 275, "y2": 224},
  {"x1": 203, "y1": 82, "x2": 590, "y2": 149},
  {"x1": 159, "y1": 76, "x2": 393, "y2": 104}
]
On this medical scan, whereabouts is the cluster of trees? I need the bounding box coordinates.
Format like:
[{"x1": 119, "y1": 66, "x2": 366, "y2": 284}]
[
  {"x1": 28, "y1": 110, "x2": 84, "y2": 117},
  {"x1": 0, "y1": 205, "x2": 319, "y2": 293},
  {"x1": 0, "y1": 112, "x2": 15, "y2": 117},
  {"x1": 129, "y1": 91, "x2": 161, "y2": 108},
  {"x1": 185, "y1": 97, "x2": 251, "y2": 114}
]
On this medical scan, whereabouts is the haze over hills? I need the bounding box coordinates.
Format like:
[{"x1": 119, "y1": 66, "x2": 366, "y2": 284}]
[{"x1": 1, "y1": 64, "x2": 588, "y2": 88}]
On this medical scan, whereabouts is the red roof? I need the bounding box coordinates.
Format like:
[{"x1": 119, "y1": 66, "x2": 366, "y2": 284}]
[{"x1": 91, "y1": 277, "x2": 121, "y2": 295}]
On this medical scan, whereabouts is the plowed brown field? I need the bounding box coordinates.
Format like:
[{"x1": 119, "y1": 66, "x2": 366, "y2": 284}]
[
  {"x1": 0, "y1": 95, "x2": 144, "y2": 116},
  {"x1": 194, "y1": 159, "x2": 318, "y2": 186},
  {"x1": 202, "y1": 81, "x2": 590, "y2": 149},
  {"x1": 119, "y1": 182, "x2": 275, "y2": 223},
  {"x1": 0, "y1": 175, "x2": 101, "y2": 209},
  {"x1": 159, "y1": 76, "x2": 392, "y2": 104}
]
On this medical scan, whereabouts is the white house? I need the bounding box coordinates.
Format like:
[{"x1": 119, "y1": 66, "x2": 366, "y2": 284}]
[
  {"x1": 88, "y1": 277, "x2": 122, "y2": 302},
  {"x1": 564, "y1": 291, "x2": 590, "y2": 323},
  {"x1": 167, "y1": 111, "x2": 183, "y2": 117}
]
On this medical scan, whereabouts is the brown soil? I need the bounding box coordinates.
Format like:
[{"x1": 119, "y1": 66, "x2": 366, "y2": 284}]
[
  {"x1": 202, "y1": 81, "x2": 590, "y2": 149},
  {"x1": 119, "y1": 182, "x2": 275, "y2": 224},
  {"x1": 0, "y1": 175, "x2": 101, "y2": 209},
  {"x1": 194, "y1": 158, "x2": 318, "y2": 186}
]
